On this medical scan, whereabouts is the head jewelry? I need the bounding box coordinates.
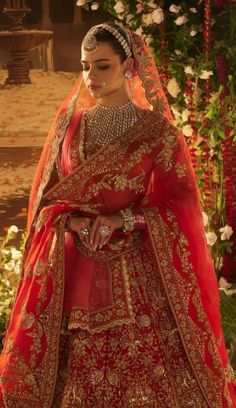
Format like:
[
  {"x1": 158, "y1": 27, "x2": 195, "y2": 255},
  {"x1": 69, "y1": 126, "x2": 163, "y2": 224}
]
[{"x1": 82, "y1": 23, "x2": 132, "y2": 58}]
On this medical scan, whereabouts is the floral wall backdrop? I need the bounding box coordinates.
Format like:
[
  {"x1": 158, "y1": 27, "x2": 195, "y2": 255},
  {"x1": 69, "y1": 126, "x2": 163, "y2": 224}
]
[{"x1": 1, "y1": 0, "x2": 236, "y2": 366}]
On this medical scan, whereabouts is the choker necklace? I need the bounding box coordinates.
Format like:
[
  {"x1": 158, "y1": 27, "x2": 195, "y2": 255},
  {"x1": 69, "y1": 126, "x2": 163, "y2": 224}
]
[
  {"x1": 85, "y1": 99, "x2": 142, "y2": 157},
  {"x1": 97, "y1": 99, "x2": 133, "y2": 109}
]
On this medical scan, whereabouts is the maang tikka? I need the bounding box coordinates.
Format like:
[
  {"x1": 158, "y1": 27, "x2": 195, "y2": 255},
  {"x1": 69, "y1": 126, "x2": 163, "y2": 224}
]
[{"x1": 82, "y1": 24, "x2": 132, "y2": 58}]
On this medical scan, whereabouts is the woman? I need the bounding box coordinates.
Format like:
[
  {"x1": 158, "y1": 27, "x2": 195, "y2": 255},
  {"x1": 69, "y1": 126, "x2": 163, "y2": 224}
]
[{"x1": 0, "y1": 22, "x2": 235, "y2": 408}]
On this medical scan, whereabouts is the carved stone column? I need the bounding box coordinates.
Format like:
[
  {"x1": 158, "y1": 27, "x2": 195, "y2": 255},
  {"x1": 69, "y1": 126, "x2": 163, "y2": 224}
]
[{"x1": 42, "y1": 0, "x2": 51, "y2": 28}]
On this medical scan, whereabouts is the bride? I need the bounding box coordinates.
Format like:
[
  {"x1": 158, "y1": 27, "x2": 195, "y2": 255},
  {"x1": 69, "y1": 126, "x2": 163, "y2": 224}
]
[{"x1": 0, "y1": 21, "x2": 235, "y2": 408}]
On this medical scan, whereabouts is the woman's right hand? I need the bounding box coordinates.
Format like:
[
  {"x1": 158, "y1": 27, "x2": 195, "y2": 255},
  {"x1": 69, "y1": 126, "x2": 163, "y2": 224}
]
[{"x1": 69, "y1": 216, "x2": 92, "y2": 250}]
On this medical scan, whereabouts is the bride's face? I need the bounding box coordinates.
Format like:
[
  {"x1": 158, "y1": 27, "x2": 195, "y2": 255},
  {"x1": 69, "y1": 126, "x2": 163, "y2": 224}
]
[{"x1": 81, "y1": 42, "x2": 128, "y2": 98}]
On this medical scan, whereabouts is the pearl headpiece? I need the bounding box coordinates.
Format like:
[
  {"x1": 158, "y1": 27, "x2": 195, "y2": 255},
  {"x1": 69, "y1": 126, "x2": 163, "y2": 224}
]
[{"x1": 82, "y1": 24, "x2": 132, "y2": 58}]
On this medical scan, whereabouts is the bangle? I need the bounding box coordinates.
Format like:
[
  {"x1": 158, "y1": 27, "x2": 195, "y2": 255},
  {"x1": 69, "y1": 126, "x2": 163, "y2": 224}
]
[{"x1": 120, "y1": 208, "x2": 135, "y2": 232}]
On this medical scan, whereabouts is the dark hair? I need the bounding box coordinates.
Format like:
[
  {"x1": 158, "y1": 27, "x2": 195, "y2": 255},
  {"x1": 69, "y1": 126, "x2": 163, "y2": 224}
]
[{"x1": 94, "y1": 22, "x2": 132, "y2": 62}]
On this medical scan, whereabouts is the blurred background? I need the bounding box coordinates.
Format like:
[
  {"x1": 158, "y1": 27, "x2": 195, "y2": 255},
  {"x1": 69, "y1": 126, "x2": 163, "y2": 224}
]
[{"x1": 0, "y1": 0, "x2": 109, "y2": 237}]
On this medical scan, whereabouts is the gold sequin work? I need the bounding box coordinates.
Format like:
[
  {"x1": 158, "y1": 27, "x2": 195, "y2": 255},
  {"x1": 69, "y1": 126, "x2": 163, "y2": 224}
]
[{"x1": 52, "y1": 244, "x2": 208, "y2": 408}]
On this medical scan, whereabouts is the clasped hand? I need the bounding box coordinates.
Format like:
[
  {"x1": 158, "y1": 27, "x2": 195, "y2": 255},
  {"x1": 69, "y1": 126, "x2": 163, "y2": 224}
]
[{"x1": 69, "y1": 214, "x2": 124, "y2": 252}]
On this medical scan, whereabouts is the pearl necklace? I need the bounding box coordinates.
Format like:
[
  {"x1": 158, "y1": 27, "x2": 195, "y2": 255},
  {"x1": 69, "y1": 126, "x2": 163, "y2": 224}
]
[{"x1": 85, "y1": 100, "x2": 141, "y2": 157}]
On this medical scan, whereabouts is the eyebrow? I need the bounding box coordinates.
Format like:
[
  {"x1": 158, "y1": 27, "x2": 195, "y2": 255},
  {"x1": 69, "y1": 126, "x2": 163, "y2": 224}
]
[{"x1": 80, "y1": 59, "x2": 111, "y2": 63}]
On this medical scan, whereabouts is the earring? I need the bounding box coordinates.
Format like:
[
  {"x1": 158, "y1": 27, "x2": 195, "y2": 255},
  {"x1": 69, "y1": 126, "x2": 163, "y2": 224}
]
[{"x1": 124, "y1": 70, "x2": 132, "y2": 79}]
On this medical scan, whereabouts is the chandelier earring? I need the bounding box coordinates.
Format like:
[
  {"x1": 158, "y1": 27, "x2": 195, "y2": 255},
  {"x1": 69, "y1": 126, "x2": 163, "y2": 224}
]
[{"x1": 124, "y1": 70, "x2": 132, "y2": 79}]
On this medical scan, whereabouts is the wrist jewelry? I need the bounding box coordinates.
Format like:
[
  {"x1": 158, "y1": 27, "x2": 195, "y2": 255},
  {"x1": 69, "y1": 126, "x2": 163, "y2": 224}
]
[{"x1": 120, "y1": 208, "x2": 135, "y2": 232}]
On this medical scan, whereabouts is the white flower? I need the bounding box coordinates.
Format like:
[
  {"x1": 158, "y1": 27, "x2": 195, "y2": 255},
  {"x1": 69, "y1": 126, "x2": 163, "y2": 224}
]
[
  {"x1": 175, "y1": 15, "x2": 188, "y2": 26},
  {"x1": 175, "y1": 49, "x2": 182, "y2": 56},
  {"x1": 135, "y1": 27, "x2": 143, "y2": 36},
  {"x1": 182, "y1": 124, "x2": 193, "y2": 137},
  {"x1": 126, "y1": 13, "x2": 133, "y2": 24},
  {"x1": 219, "y1": 277, "x2": 236, "y2": 296},
  {"x1": 151, "y1": 8, "x2": 164, "y2": 24},
  {"x1": 144, "y1": 35, "x2": 153, "y2": 47},
  {"x1": 114, "y1": 1, "x2": 125, "y2": 14},
  {"x1": 202, "y1": 211, "x2": 209, "y2": 227},
  {"x1": 190, "y1": 7, "x2": 198, "y2": 13},
  {"x1": 147, "y1": 0, "x2": 156, "y2": 8},
  {"x1": 4, "y1": 260, "x2": 16, "y2": 271},
  {"x1": 171, "y1": 105, "x2": 182, "y2": 119},
  {"x1": 142, "y1": 13, "x2": 153, "y2": 26},
  {"x1": 76, "y1": 0, "x2": 87, "y2": 5},
  {"x1": 219, "y1": 276, "x2": 231, "y2": 290},
  {"x1": 14, "y1": 262, "x2": 21, "y2": 274},
  {"x1": 169, "y1": 4, "x2": 181, "y2": 13},
  {"x1": 219, "y1": 225, "x2": 234, "y2": 241},
  {"x1": 199, "y1": 70, "x2": 214, "y2": 80},
  {"x1": 190, "y1": 29, "x2": 197, "y2": 36},
  {"x1": 220, "y1": 287, "x2": 236, "y2": 296},
  {"x1": 184, "y1": 65, "x2": 195, "y2": 75},
  {"x1": 1, "y1": 249, "x2": 10, "y2": 256},
  {"x1": 8, "y1": 225, "x2": 18, "y2": 234},
  {"x1": 206, "y1": 232, "x2": 217, "y2": 246},
  {"x1": 91, "y1": 2, "x2": 99, "y2": 10},
  {"x1": 182, "y1": 108, "x2": 191, "y2": 122},
  {"x1": 167, "y1": 78, "x2": 181, "y2": 98},
  {"x1": 10, "y1": 248, "x2": 22, "y2": 261}
]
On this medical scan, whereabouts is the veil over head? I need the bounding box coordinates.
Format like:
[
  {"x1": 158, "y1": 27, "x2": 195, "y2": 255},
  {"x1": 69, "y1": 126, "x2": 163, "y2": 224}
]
[
  {"x1": 27, "y1": 22, "x2": 173, "y2": 232},
  {"x1": 2, "y1": 22, "x2": 236, "y2": 408}
]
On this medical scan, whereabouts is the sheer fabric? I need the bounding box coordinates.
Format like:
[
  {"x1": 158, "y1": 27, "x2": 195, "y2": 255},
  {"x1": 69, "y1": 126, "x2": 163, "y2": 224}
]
[{"x1": 0, "y1": 27, "x2": 235, "y2": 408}]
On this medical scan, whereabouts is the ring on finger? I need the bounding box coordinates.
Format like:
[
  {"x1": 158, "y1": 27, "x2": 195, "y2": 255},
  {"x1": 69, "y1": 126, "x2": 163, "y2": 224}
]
[
  {"x1": 80, "y1": 227, "x2": 90, "y2": 237},
  {"x1": 98, "y1": 225, "x2": 111, "y2": 238}
]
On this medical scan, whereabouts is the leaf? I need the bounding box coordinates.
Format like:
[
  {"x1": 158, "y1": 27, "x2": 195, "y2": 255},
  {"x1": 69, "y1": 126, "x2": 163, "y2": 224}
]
[{"x1": 220, "y1": 291, "x2": 236, "y2": 369}]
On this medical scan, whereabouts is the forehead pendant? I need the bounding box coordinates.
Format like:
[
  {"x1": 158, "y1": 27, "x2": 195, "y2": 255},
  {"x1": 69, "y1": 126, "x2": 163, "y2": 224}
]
[
  {"x1": 82, "y1": 24, "x2": 132, "y2": 58},
  {"x1": 83, "y1": 26, "x2": 99, "y2": 53}
]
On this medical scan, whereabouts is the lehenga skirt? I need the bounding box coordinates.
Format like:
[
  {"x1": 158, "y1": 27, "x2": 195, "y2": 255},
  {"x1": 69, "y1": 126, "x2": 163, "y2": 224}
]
[{"x1": 52, "y1": 242, "x2": 208, "y2": 408}]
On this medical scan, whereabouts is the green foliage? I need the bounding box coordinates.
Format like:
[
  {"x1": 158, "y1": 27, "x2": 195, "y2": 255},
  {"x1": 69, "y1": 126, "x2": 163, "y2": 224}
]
[
  {"x1": 0, "y1": 227, "x2": 25, "y2": 349},
  {"x1": 220, "y1": 290, "x2": 236, "y2": 370}
]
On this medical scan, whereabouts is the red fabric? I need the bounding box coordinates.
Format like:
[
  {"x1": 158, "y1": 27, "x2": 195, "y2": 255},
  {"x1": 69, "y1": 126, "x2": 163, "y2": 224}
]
[{"x1": 0, "y1": 27, "x2": 235, "y2": 408}]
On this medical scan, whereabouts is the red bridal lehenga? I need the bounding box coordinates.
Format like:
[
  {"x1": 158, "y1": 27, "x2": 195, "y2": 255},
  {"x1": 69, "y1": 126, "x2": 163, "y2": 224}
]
[{"x1": 0, "y1": 29, "x2": 235, "y2": 408}]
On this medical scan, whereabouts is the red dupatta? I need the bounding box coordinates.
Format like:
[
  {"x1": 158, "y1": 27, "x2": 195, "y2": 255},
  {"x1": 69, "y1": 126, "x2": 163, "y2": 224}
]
[{"x1": 0, "y1": 27, "x2": 235, "y2": 408}]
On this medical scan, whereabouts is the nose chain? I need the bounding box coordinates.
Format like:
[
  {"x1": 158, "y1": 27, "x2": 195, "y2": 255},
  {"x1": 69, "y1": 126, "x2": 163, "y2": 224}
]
[{"x1": 85, "y1": 100, "x2": 141, "y2": 157}]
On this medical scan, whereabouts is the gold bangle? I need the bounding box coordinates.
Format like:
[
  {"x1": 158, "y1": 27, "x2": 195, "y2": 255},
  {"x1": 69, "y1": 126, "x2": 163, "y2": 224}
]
[{"x1": 120, "y1": 208, "x2": 135, "y2": 232}]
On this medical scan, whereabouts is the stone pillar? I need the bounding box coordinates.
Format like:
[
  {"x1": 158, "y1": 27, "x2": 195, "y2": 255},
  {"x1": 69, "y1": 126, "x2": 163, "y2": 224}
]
[
  {"x1": 42, "y1": 0, "x2": 51, "y2": 27},
  {"x1": 73, "y1": 0, "x2": 82, "y2": 25}
]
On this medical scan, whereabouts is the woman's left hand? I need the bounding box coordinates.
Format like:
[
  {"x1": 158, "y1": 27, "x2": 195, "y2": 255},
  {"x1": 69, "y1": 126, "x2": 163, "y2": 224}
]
[{"x1": 89, "y1": 214, "x2": 124, "y2": 251}]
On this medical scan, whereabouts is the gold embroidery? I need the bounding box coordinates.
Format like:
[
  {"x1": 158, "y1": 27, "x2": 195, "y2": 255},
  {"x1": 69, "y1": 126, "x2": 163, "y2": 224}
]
[
  {"x1": 63, "y1": 255, "x2": 135, "y2": 333},
  {"x1": 155, "y1": 123, "x2": 178, "y2": 172},
  {"x1": 35, "y1": 207, "x2": 54, "y2": 233},
  {"x1": 132, "y1": 33, "x2": 168, "y2": 115},
  {"x1": 143, "y1": 207, "x2": 233, "y2": 408},
  {"x1": 21, "y1": 304, "x2": 35, "y2": 330},
  {"x1": 176, "y1": 163, "x2": 187, "y2": 178},
  {"x1": 1, "y1": 214, "x2": 68, "y2": 407},
  {"x1": 43, "y1": 110, "x2": 154, "y2": 202},
  {"x1": 138, "y1": 314, "x2": 151, "y2": 327},
  {"x1": 52, "y1": 243, "x2": 209, "y2": 408},
  {"x1": 78, "y1": 113, "x2": 86, "y2": 162},
  {"x1": 33, "y1": 259, "x2": 45, "y2": 277}
]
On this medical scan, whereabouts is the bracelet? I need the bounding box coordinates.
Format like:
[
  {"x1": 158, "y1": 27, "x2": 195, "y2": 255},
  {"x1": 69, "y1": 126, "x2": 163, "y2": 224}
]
[{"x1": 120, "y1": 208, "x2": 135, "y2": 232}]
